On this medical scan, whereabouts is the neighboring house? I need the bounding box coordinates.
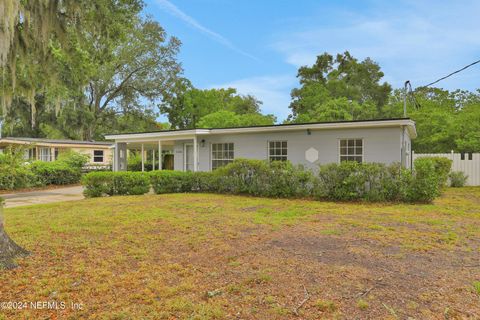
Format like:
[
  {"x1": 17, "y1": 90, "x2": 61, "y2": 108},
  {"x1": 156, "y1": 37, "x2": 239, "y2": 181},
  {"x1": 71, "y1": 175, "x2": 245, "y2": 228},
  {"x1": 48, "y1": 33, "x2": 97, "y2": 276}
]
[
  {"x1": 105, "y1": 118, "x2": 417, "y2": 172},
  {"x1": 0, "y1": 137, "x2": 113, "y2": 165}
]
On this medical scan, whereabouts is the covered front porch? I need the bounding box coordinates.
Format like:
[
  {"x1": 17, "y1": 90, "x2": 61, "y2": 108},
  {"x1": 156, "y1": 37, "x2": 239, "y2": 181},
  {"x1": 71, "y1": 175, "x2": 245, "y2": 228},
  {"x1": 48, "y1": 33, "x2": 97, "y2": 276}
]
[{"x1": 109, "y1": 131, "x2": 205, "y2": 172}]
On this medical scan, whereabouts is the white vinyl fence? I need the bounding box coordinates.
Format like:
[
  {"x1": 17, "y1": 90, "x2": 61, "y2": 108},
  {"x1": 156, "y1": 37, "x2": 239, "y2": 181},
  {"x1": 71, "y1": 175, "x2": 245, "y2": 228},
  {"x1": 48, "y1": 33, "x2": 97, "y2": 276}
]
[{"x1": 412, "y1": 151, "x2": 480, "y2": 186}]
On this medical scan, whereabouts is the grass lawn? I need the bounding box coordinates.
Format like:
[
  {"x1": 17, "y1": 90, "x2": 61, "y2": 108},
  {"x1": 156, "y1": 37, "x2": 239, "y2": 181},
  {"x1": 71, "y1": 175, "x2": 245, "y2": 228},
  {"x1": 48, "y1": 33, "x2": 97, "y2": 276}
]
[{"x1": 1, "y1": 188, "x2": 479, "y2": 319}]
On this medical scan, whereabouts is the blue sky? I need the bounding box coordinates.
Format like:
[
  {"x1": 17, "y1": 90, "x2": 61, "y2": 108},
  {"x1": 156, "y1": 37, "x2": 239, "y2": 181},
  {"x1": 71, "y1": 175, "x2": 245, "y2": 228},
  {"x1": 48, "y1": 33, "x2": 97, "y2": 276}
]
[{"x1": 144, "y1": 0, "x2": 480, "y2": 121}]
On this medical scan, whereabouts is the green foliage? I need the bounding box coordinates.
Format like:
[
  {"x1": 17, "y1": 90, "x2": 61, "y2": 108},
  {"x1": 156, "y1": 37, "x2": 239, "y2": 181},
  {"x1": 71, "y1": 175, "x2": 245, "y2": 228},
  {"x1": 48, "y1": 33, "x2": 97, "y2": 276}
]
[
  {"x1": 83, "y1": 159, "x2": 444, "y2": 203},
  {"x1": 57, "y1": 151, "x2": 89, "y2": 169},
  {"x1": 316, "y1": 161, "x2": 442, "y2": 203},
  {"x1": 0, "y1": 149, "x2": 88, "y2": 189},
  {"x1": 112, "y1": 172, "x2": 151, "y2": 196},
  {"x1": 427, "y1": 157, "x2": 452, "y2": 187},
  {"x1": 384, "y1": 88, "x2": 480, "y2": 153},
  {"x1": 449, "y1": 171, "x2": 468, "y2": 187},
  {"x1": 30, "y1": 151, "x2": 88, "y2": 185},
  {"x1": 293, "y1": 98, "x2": 377, "y2": 123},
  {"x1": 150, "y1": 170, "x2": 213, "y2": 194},
  {"x1": 160, "y1": 87, "x2": 274, "y2": 129},
  {"x1": 473, "y1": 281, "x2": 480, "y2": 296},
  {"x1": 0, "y1": 165, "x2": 39, "y2": 190},
  {"x1": 407, "y1": 158, "x2": 442, "y2": 203},
  {"x1": 214, "y1": 159, "x2": 314, "y2": 198},
  {"x1": 81, "y1": 172, "x2": 114, "y2": 197},
  {"x1": 0, "y1": 146, "x2": 40, "y2": 189},
  {"x1": 127, "y1": 153, "x2": 153, "y2": 172},
  {"x1": 197, "y1": 110, "x2": 275, "y2": 128},
  {"x1": 289, "y1": 51, "x2": 391, "y2": 122},
  {"x1": 31, "y1": 161, "x2": 81, "y2": 185},
  {"x1": 82, "y1": 172, "x2": 150, "y2": 197},
  {"x1": 1, "y1": 0, "x2": 180, "y2": 141},
  {"x1": 316, "y1": 162, "x2": 411, "y2": 202}
]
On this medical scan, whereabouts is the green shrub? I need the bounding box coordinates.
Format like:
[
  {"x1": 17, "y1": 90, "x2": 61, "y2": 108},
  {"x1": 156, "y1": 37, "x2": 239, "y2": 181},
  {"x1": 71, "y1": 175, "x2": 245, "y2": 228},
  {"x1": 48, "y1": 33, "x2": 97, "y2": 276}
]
[
  {"x1": 83, "y1": 159, "x2": 445, "y2": 203},
  {"x1": 213, "y1": 159, "x2": 269, "y2": 196},
  {"x1": 415, "y1": 157, "x2": 452, "y2": 188},
  {"x1": 0, "y1": 146, "x2": 40, "y2": 190},
  {"x1": 213, "y1": 159, "x2": 314, "y2": 198},
  {"x1": 127, "y1": 153, "x2": 153, "y2": 171},
  {"x1": 316, "y1": 162, "x2": 410, "y2": 202},
  {"x1": 82, "y1": 171, "x2": 150, "y2": 197},
  {"x1": 449, "y1": 171, "x2": 468, "y2": 187},
  {"x1": 31, "y1": 161, "x2": 81, "y2": 185},
  {"x1": 57, "y1": 151, "x2": 89, "y2": 169},
  {"x1": 0, "y1": 164, "x2": 40, "y2": 190},
  {"x1": 382, "y1": 164, "x2": 413, "y2": 201},
  {"x1": 150, "y1": 170, "x2": 214, "y2": 194},
  {"x1": 316, "y1": 162, "x2": 363, "y2": 201},
  {"x1": 82, "y1": 172, "x2": 115, "y2": 197},
  {"x1": 113, "y1": 172, "x2": 150, "y2": 195},
  {"x1": 408, "y1": 158, "x2": 442, "y2": 202}
]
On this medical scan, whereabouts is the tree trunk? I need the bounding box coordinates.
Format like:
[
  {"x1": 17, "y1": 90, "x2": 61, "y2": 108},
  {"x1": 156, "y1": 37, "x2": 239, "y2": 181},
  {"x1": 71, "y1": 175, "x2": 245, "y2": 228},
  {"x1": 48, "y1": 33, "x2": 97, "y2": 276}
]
[{"x1": 0, "y1": 204, "x2": 29, "y2": 269}]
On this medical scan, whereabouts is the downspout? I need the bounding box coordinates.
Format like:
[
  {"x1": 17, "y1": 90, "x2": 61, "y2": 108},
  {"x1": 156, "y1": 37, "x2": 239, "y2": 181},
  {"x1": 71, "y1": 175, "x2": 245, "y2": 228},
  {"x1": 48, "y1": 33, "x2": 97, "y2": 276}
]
[{"x1": 401, "y1": 125, "x2": 406, "y2": 168}]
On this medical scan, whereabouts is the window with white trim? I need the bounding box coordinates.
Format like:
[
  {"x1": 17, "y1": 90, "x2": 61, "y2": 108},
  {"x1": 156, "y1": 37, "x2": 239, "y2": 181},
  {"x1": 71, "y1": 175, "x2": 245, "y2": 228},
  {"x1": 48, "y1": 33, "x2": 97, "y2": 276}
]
[
  {"x1": 39, "y1": 147, "x2": 52, "y2": 162},
  {"x1": 268, "y1": 141, "x2": 287, "y2": 161},
  {"x1": 211, "y1": 143, "x2": 234, "y2": 170},
  {"x1": 93, "y1": 150, "x2": 104, "y2": 163},
  {"x1": 339, "y1": 139, "x2": 363, "y2": 163}
]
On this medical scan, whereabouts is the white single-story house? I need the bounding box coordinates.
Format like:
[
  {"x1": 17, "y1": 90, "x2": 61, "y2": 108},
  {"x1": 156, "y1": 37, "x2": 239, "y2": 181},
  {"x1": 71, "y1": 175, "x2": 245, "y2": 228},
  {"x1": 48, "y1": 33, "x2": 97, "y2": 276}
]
[{"x1": 105, "y1": 118, "x2": 417, "y2": 172}]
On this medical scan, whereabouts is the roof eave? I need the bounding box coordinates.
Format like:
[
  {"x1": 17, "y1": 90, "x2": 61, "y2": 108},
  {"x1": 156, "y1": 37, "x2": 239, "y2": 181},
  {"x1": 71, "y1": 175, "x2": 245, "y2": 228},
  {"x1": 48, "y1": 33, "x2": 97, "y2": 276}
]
[{"x1": 105, "y1": 119, "x2": 417, "y2": 141}]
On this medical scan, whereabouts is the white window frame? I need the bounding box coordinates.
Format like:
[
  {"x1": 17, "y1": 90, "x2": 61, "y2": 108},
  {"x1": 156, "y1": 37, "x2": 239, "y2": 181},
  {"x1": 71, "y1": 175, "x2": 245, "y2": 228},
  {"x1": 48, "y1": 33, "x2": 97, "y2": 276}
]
[
  {"x1": 268, "y1": 140, "x2": 288, "y2": 161},
  {"x1": 211, "y1": 142, "x2": 234, "y2": 170},
  {"x1": 93, "y1": 150, "x2": 105, "y2": 163},
  {"x1": 39, "y1": 147, "x2": 52, "y2": 162},
  {"x1": 338, "y1": 138, "x2": 364, "y2": 163}
]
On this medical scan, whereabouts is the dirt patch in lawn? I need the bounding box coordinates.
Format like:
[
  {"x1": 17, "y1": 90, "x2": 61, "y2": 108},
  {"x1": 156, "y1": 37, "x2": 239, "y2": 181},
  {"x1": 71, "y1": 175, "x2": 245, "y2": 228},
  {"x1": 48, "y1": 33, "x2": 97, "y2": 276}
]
[{"x1": 262, "y1": 227, "x2": 480, "y2": 319}]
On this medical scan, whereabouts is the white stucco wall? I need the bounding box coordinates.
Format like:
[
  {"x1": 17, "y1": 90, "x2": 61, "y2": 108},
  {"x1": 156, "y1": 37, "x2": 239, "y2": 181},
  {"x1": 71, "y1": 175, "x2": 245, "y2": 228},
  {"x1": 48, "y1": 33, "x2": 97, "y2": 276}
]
[{"x1": 173, "y1": 127, "x2": 404, "y2": 172}]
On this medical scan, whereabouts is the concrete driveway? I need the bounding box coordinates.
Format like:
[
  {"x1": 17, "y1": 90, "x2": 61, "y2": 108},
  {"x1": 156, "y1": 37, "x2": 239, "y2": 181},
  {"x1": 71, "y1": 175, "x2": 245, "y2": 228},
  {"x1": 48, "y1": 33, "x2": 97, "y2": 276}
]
[{"x1": 2, "y1": 186, "x2": 84, "y2": 208}]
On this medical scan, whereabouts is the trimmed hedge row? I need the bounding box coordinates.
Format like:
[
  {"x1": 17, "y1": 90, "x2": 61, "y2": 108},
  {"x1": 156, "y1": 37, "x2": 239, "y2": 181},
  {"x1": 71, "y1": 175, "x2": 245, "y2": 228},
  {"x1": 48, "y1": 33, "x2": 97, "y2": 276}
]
[
  {"x1": 0, "y1": 150, "x2": 89, "y2": 190},
  {"x1": 82, "y1": 172, "x2": 150, "y2": 197},
  {"x1": 31, "y1": 161, "x2": 81, "y2": 185},
  {"x1": 82, "y1": 157, "x2": 452, "y2": 203}
]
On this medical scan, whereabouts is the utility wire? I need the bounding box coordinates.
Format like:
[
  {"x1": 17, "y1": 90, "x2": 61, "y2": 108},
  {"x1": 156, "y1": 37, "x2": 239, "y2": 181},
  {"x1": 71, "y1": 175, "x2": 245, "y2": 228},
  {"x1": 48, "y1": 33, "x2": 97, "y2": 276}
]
[{"x1": 420, "y1": 59, "x2": 480, "y2": 88}]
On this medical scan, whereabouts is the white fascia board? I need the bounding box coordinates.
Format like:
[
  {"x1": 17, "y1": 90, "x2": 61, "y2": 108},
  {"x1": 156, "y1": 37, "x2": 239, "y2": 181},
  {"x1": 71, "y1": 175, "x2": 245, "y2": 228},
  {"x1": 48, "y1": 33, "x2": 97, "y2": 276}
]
[
  {"x1": 105, "y1": 119, "x2": 417, "y2": 141},
  {"x1": 105, "y1": 129, "x2": 210, "y2": 142},
  {"x1": 211, "y1": 119, "x2": 417, "y2": 138}
]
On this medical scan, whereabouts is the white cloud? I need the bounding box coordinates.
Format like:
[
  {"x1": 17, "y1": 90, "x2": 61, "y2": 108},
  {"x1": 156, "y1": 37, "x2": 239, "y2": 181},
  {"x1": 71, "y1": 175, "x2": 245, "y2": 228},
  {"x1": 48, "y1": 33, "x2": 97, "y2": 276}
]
[
  {"x1": 209, "y1": 75, "x2": 297, "y2": 122},
  {"x1": 271, "y1": 1, "x2": 480, "y2": 90},
  {"x1": 153, "y1": 0, "x2": 259, "y2": 61}
]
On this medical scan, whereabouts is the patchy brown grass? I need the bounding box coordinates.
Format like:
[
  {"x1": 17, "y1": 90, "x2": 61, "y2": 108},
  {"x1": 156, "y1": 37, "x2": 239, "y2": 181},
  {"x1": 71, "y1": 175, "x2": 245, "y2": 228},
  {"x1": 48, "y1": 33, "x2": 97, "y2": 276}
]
[{"x1": 0, "y1": 187, "x2": 479, "y2": 319}]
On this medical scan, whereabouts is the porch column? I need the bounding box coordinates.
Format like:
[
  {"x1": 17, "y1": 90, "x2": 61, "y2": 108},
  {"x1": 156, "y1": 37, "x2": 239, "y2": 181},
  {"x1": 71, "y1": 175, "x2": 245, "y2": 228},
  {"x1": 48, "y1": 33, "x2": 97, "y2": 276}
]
[
  {"x1": 141, "y1": 143, "x2": 145, "y2": 172},
  {"x1": 50, "y1": 147, "x2": 55, "y2": 161},
  {"x1": 158, "y1": 141, "x2": 162, "y2": 170},
  {"x1": 113, "y1": 142, "x2": 127, "y2": 171},
  {"x1": 152, "y1": 149, "x2": 156, "y2": 171},
  {"x1": 193, "y1": 136, "x2": 198, "y2": 172}
]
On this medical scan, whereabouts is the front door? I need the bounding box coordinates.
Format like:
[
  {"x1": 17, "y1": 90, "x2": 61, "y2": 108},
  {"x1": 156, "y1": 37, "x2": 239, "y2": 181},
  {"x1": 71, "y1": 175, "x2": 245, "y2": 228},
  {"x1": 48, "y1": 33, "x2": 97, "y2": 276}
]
[{"x1": 184, "y1": 144, "x2": 194, "y2": 171}]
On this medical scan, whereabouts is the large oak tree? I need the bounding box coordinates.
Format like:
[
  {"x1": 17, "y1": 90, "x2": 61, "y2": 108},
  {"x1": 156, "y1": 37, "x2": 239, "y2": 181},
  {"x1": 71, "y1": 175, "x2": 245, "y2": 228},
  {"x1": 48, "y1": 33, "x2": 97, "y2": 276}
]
[{"x1": 289, "y1": 51, "x2": 391, "y2": 122}]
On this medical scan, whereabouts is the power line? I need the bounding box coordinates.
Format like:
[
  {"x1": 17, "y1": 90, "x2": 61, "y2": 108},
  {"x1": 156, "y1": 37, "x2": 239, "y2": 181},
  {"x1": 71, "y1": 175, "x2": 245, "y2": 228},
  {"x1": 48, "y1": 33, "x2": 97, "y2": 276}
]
[{"x1": 420, "y1": 59, "x2": 480, "y2": 88}]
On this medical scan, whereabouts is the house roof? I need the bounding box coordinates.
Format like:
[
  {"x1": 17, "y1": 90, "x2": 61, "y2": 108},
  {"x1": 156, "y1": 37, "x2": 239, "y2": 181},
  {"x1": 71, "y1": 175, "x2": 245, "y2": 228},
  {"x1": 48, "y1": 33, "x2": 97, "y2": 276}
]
[
  {"x1": 0, "y1": 137, "x2": 112, "y2": 147},
  {"x1": 105, "y1": 118, "x2": 417, "y2": 141}
]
